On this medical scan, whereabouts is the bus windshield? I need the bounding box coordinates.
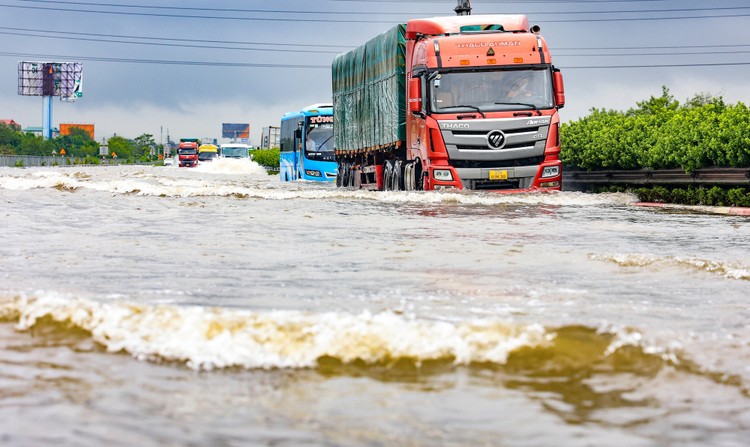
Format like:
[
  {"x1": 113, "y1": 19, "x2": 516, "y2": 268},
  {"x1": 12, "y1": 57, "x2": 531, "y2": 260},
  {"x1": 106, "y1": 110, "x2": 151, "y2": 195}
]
[
  {"x1": 305, "y1": 122, "x2": 334, "y2": 162},
  {"x1": 431, "y1": 68, "x2": 554, "y2": 113}
]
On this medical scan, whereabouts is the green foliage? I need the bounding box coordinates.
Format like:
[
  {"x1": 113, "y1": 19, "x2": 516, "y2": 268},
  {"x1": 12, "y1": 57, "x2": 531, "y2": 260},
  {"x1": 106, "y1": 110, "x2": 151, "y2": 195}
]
[
  {"x1": 0, "y1": 123, "x2": 22, "y2": 147},
  {"x1": 251, "y1": 148, "x2": 280, "y2": 168},
  {"x1": 52, "y1": 128, "x2": 100, "y2": 159},
  {"x1": 106, "y1": 136, "x2": 135, "y2": 160},
  {"x1": 561, "y1": 87, "x2": 750, "y2": 172}
]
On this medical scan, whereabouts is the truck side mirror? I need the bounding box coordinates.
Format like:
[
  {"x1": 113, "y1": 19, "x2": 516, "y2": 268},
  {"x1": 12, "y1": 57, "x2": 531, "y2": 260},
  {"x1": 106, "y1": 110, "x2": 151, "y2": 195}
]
[
  {"x1": 553, "y1": 70, "x2": 565, "y2": 108},
  {"x1": 409, "y1": 77, "x2": 422, "y2": 113}
]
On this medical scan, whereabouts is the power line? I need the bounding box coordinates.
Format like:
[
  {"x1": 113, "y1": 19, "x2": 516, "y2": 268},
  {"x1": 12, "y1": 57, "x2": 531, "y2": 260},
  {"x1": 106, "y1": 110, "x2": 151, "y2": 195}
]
[
  {"x1": 0, "y1": 29, "x2": 344, "y2": 54},
  {"x1": 2, "y1": 50, "x2": 749, "y2": 70},
  {"x1": 0, "y1": 26, "x2": 348, "y2": 49},
  {"x1": 2, "y1": 2, "x2": 749, "y2": 24},
  {"x1": 7, "y1": 24, "x2": 750, "y2": 54},
  {"x1": 557, "y1": 50, "x2": 750, "y2": 57},
  {"x1": 18, "y1": 0, "x2": 743, "y2": 17},
  {"x1": 562, "y1": 62, "x2": 750, "y2": 69},
  {"x1": 0, "y1": 51, "x2": 332, "y2": 69},
  {"x1": 328, "y1": 0, "x2": 671, "y2": 3}
]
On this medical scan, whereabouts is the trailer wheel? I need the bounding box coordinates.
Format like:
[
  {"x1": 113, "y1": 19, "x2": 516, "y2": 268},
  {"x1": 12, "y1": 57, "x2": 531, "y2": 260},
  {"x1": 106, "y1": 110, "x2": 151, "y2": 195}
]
[
  {"x1": 393, "y1": 160, "x2": 403, "y2": 191},
  {"x1": 351, "y1": 165, "x2": 361, "y2": 188},
  {"x1": 336, "y1": 163, "x2": 344, "y2": 187},
  {"x1": 383, "y1": 161, "x2": 394, "y2": 191},
  {"x1": 341, "y1": 162, "x2": 350, "y2": 187}
]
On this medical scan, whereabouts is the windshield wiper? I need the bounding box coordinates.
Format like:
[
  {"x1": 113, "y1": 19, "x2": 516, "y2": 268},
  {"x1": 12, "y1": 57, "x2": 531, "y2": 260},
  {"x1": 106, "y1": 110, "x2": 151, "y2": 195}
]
[
  {"x1": 494, "y1": 102, "x2": 542, "y2": 115},
  {"x1": 452, "y1": 105, "x2": 486, "y2": 118}
]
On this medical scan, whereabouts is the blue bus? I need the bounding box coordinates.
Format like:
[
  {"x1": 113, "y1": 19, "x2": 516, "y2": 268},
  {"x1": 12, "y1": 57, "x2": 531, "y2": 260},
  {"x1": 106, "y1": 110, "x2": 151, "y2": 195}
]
[{"x1": 279, "y1": 103, "x2": 336, "y2": 182}]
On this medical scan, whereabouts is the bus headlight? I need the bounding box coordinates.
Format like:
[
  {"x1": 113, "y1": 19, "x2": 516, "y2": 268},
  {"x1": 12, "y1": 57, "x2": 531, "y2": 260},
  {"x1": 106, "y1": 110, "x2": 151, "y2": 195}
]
[
  {"x1": 541, "y1": 166, "x2": 559, "y2": 178},
  {"x1": 305, "y1": 170, "x2": 322, "y2": 177},
  {"x1": 433, "y1": 169, "x2": 453, "y2": 181}
]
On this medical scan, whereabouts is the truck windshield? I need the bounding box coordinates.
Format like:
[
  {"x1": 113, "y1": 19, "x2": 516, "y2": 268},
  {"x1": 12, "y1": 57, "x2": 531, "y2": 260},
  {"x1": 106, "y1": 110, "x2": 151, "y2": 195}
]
[
  {"x1": 222, "y1": 148, "x2": 248, "y2": 158},
  {"x1": 431, "y1": 68, "x2": 553, "y2": 113},
  {"x1": 305, "y1": 123, "x2": 334, "y2": 162}
]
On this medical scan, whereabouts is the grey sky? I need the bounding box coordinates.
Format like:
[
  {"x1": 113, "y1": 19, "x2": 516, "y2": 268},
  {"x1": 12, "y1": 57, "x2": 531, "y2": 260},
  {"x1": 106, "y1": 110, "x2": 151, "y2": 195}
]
[{"x1": 2, "y1": 0, "x2": 749, "y2": 145}]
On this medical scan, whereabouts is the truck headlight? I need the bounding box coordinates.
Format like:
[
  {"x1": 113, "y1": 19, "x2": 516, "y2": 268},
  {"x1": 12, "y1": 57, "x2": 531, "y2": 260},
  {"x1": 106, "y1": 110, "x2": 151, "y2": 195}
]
[
  {"x1": 541, "y1": 166, "x2": 559, "y2": 178},
  {"x1": 433, "y1": 169, "x2": 453, "y2": 181}
]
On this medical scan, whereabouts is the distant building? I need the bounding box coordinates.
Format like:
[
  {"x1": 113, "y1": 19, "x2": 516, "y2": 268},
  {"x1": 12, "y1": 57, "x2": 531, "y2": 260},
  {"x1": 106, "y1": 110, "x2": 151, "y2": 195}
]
[
  {"x1": 1, "y1": 119, "x2": 21, "y2": 129},
  {"x1": 60, "y1": 123, "x2": 95, "y2": 139},
  {"x1": 23, "y1": 126, "x2": 60, "y2": 138}
]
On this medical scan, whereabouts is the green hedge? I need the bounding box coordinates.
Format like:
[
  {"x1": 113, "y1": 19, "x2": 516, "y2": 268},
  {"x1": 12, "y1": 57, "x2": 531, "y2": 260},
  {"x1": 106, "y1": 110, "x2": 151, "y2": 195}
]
[
  {"x1": 251, "y1": 148, "x2": 280, "y2": 168},
  {"x1": 561, "y1": 87, "x2": 750, "y2": 172}
]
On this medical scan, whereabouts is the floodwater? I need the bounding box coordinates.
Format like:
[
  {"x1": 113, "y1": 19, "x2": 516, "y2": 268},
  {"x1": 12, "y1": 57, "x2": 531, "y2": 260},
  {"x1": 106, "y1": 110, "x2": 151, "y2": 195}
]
[{"x1": 1, "y1": 160, "x2": 748, "y2": 446}]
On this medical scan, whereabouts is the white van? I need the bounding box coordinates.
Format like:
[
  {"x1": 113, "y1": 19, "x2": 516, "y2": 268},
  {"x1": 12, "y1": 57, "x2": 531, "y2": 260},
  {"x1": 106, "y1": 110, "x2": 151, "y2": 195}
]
[{"x1": 219, "y1": 144, "x2": 251, "y2": 159}]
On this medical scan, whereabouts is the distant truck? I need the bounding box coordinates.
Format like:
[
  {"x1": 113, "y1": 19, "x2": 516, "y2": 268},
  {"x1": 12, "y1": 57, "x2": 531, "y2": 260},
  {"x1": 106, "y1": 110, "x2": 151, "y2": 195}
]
[
  {"x1": 332, "y1": 0, "x2": 565, "y2": 191},
  {"x1": 198, "y1": 144, "x2": 219, "y2": 162},
  {"x1": 219, "y1": 143, "x2": 251, "y2": 159},
  {"x1": 177, "y1": 140, "x2": 199, "y2": 167}
]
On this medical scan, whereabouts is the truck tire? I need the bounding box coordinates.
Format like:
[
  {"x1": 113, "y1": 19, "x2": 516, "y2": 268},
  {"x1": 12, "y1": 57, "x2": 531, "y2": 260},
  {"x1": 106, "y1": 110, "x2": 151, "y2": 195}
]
[
  {"x1": 393, "y1": 160, "x2": 403, "y2": 191},
  {"x1": 383, "y1": 161, "x2": 394, "y2": 191}
]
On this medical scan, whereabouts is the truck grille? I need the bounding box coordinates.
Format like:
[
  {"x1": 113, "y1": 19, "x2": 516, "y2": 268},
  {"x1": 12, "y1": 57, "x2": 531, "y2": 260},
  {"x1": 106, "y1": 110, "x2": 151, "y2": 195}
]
[{"x1": 439, "y1": 117, "x2": 550, "y2": 163}]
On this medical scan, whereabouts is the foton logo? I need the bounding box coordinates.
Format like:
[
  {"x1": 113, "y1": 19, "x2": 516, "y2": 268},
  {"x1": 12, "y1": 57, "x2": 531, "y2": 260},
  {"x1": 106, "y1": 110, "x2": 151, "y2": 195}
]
[
  {"x1": 441, "y1": 123, "x2": 471, "y2": 130},
  {"x1": 486, "y1": 130, "x2": 507, "y2": 149}
]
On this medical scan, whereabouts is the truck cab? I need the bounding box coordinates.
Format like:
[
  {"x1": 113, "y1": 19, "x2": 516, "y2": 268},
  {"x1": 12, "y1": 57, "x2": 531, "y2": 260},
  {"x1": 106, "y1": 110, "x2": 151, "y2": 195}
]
[{"x1": 177, "y1": 142, "x2": 199, "y2": 167}]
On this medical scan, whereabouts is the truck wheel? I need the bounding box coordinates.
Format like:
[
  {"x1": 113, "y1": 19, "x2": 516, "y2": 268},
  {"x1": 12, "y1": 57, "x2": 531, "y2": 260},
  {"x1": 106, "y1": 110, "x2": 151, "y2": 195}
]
[
  {"x1": 351, "y1": 165, "x2": 360, "y2": 188},
  {"x1": 404, "y1": 162, "x2": 414, "y2": 190},
  {"x1": 341, "y1": 163, "x2": 350, "y2": 187},
  {"x1": 336, "y1": 163, "x2": 344, "y2": 187},
  {"x1": 415, "y1": 160, "x2": 424, "y2": 191},
  {"x1": 383, "y1": 161, "x2": 393, "y2": 191},
  {"x1": 393, "y1": 160, "x2": 403, "y2": 191}
]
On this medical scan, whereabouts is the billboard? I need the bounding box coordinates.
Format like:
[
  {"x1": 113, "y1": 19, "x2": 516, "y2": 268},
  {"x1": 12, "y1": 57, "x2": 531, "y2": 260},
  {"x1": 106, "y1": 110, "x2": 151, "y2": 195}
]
[
  {"x1": 18, "y1": 62, "x2": 83, "y2": 98},
  {"x1": 60, "y1": 123, "x2": 95, "y2": 139},
  {"x1": 222, "y1": 123, "x2": 250, "y2": 139}
]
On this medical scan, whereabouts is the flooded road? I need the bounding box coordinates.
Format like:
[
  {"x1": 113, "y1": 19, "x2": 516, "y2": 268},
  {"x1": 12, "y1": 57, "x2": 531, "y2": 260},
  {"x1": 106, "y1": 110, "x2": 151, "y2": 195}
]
[{"x1": 1, "y1": 161, "x2": 748, "y2": 446}]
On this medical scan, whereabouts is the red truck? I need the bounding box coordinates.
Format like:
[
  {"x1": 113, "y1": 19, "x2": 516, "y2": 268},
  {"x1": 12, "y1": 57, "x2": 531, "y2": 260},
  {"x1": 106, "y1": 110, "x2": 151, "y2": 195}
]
[
  {"x1": 333, "y1": 0, "x2": 565, "y2": 191},
  {"x1": 177, "y1": 140, "x2": 199, "y2": 167}
]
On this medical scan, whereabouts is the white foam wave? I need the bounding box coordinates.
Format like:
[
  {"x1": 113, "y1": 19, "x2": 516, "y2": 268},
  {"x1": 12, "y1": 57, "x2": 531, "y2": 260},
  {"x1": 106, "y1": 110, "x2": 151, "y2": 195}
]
[
  {"x1": 0, "y1": 168, "x2": 637, "y2": 207},
  {"x1": 591, "y1": 253, "x2": 750, "y2": 280},
  {"x1": 1, "y1": 294, "x2": 551, "y2": 371},
  {"x1": 193, "y1": 158, "x2": 269, "y2": 176}
]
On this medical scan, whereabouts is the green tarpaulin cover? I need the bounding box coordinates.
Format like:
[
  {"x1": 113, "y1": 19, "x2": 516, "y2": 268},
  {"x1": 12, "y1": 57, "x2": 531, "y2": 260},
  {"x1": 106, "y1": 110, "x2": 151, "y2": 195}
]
[{"x1": 332, "y1": 24, "x2": 406, "y2": 153}]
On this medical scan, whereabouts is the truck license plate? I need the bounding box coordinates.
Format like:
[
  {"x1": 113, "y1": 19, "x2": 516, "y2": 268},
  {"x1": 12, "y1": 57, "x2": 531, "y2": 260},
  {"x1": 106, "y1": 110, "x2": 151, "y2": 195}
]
[{"x1": 489, "y1": 170, "x2": 508, "y2": 180}]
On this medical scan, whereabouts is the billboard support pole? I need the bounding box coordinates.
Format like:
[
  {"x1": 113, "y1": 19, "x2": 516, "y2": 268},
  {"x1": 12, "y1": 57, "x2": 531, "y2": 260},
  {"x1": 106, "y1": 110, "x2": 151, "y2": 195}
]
[{"x1": 42, "y1": 95, "x2": 53, "y2": 140}]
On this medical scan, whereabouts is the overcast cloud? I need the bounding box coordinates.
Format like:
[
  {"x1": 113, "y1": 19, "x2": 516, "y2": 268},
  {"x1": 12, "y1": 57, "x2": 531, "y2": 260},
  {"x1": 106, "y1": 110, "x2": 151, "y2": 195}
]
[{"x1": 2, "y1": 0, "x2": 749, "y2": 145}]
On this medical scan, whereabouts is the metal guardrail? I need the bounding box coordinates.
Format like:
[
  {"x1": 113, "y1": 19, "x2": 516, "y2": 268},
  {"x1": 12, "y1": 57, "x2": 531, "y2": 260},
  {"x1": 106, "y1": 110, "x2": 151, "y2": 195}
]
[
  {"x1": 0, "y1": 155, "x2": 145, "y2": 168},
  {"x1": 564, "y1": 168, "x2": 750, "y2": 187}
]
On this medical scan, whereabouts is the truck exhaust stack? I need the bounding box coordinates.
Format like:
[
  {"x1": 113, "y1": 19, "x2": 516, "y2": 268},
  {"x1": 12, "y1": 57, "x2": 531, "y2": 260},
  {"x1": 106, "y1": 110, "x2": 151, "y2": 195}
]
[{"x1": 455, "y1": 0, "x2": 472, "y2": 16}]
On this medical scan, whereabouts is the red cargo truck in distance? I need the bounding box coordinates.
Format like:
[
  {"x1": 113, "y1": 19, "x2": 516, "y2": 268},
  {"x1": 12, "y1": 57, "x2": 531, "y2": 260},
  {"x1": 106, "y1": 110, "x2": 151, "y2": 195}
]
[
  {"x1": 177, "y1": 140, "x2": 199, "y2": 167},
  {"x1": 333, "y1": 0, "x2": 565, "y2": 191}
]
